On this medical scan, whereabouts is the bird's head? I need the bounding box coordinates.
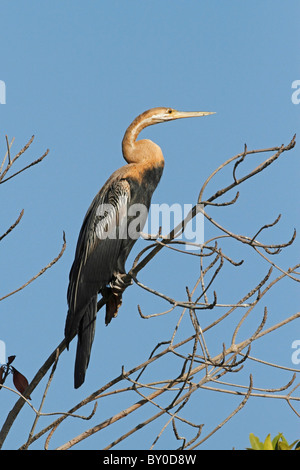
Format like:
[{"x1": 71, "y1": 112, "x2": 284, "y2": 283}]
[
  {"x1": 146, "y1": 107, "x2": 215, "y2": 124},
  {"x1": 122, "y1": 106, "x2": 215, "y2": 163}
]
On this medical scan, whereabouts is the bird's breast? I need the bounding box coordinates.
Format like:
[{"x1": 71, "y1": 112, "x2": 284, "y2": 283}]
[{"x1": 124, "y1": 162, "x2": 164, "y2": 207}]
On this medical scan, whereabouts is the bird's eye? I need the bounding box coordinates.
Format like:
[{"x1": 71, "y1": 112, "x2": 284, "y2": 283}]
[{"x1": 167, "y1": 109, "x2": 173, "y2": 114}]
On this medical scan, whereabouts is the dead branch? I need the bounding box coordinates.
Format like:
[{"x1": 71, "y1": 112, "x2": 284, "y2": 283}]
[
  {"x1": 0, "y1": 232, "x2": 66, "y2": 303},
  {"x1": 0, "y1": 210, "x2": 24, "y2": 242},
  {"x1": 0, "y1": 135, "x2": 49, "y2": 184},
  {"x1": 0, "y1": 135, "x2": 298, "y2": 451}
]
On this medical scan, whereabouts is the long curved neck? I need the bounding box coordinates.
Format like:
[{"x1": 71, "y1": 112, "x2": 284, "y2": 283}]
[{"x1": 122, "y1": 114, "x2": 164, "y2": 166}]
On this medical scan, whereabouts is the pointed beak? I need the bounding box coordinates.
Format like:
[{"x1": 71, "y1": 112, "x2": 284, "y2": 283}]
[{"x1": 172, "y1": 110, "x2": 216, "y2": 120}]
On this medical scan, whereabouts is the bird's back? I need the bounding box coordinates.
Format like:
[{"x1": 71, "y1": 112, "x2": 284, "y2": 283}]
[{"x1": 65, "y1": 160, "x2": 164, "y2": 388}]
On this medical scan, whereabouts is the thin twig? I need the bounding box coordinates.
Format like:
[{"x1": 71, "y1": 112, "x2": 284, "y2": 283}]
[
  {"x1": 0, "y1": 210, "x2": 24, "y2": 242},
  {"x1": 0, "y1": 232, "x2": 66, "y2": 302}
]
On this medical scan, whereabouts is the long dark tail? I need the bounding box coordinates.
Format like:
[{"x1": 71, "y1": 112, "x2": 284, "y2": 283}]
[{"x1": 74, "y1": 295, "x2": 97, "y2": 389}]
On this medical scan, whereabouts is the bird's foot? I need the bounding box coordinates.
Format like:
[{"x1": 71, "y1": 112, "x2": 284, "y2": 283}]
[
  {"x1": 103, "y1": 274, "x2": 133, "y2": 325},
  {"x1": 110, "y1": 273, "x2": 133, "y2": 295}
]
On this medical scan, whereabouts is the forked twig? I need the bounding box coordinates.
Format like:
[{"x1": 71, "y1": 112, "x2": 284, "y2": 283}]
[{"x1": 0, "y1": 135, "x2": 298, "y2": 450}]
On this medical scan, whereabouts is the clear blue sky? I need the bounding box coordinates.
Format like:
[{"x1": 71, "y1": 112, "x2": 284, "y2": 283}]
[{"x1": 0, "y1": 1, "x2": 299, "y2": 450}]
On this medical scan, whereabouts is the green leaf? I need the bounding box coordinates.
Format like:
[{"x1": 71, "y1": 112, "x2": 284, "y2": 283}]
[
  {"x1": 278, "y1": 441, "x2": 290, "y2": 450},
  {"x1": 280, "y1": 434, "x2": 290, "y2": 447},
  {"x1": 288, "y1": 440, "x2": 300, "y2": 450},
  {"x1": 249, "y1": 433, "x2": 264, "y2": 450},
  {"x1": 263, "y1": 434, "x2": 274, "y2": 450},
  {"x1": 295, "y1": 441, "x2": 300, "y2": 450},
  {"x1": 248, "y1": 433, "x2": 300, "y2": 451},
  {"x1": 272, "y1": 433, "x2": 283, "y2": 450}
]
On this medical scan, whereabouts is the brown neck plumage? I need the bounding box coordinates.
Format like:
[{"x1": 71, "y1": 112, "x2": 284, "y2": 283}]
[{"x1": 122, "y1": 111, "x2": 164, "y2": 166}]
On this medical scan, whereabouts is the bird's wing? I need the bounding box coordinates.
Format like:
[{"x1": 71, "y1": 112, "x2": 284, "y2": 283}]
[{"x1": 65, "y1": 179, "x2": 131, "y2": 339}]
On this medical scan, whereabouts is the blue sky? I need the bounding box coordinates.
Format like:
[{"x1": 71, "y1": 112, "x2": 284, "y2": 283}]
[{"x1": 0, "y1": 1, "x2": 299, "y2": 450}]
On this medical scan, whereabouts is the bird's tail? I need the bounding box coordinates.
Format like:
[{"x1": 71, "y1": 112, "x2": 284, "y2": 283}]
[{"x1": 74, "y1": 295, "x2": 97, "y2": 389}]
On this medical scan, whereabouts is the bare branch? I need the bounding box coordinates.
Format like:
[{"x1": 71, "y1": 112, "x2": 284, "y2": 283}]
[
  {"x1": 0, "y1": 232, "x2": 66, "y2": 303},
  {"x1": 0, "y1": 135, "x2": 50, "y2": 184},
  {"x1": 1, "y1": 135, "x2": 298, "y2": 450},
  {"x1": 0, "y1": 210, "x2": 24, "y2": 242}
]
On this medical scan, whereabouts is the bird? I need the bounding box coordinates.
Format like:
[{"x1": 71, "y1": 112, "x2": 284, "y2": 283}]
[{"x1": 65, "y1": 107, "x2": 214, "y2": 388}]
